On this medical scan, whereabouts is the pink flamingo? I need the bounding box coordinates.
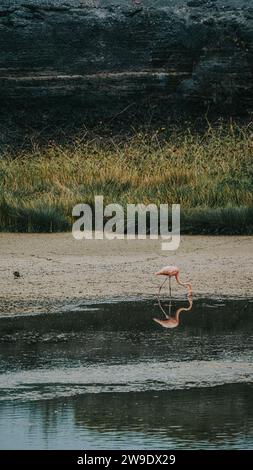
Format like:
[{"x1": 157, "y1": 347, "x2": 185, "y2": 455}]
[
  {"x1": 153, "y1": 296, "x2": 193, "y2": 329},
  {"x1": 156, "y1": 265, "x2": 192, "y2": 300}
]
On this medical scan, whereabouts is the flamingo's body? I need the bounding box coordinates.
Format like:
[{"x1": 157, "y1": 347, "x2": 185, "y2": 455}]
[
  {"x1": 156, "y1": 265, "x2": 192, "y2": 296},
  {"x1": 153, "y1": 316, "x2": 178, "y2": 329}
]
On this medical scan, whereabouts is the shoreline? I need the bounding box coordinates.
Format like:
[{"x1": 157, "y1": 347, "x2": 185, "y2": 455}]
[
  {"x1": 0, "y1": 234, "x2": 252, "y2": 315},
  {"x1": 0, "y1": 296, "x2": 252, "y2": 320}
]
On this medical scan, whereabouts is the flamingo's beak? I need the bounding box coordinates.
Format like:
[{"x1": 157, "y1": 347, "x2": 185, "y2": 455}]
[{"x1": 187, "y1": 284, "x2": 193, "y2": 296}]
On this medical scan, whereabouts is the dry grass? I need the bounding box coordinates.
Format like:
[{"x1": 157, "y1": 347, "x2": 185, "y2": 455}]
[{"x1": 0, "y1": 122, "x2": 252, "y2": 233}]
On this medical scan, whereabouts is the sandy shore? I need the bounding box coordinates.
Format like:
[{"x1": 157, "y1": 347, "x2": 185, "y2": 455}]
[{"x1": 0, "y1": 234, "x2": 252, "y2": 314}]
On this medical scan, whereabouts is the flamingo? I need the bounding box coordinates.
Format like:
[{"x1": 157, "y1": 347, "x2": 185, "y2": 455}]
[
  {"x1": 153, "y1": 296, "x2": 193, "y2": 329},
  {"x1": 155, "y1": 265, "x2": 192, "y2": 300}
]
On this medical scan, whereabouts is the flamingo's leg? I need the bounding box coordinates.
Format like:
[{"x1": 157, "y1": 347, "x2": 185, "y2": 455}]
[
  {"x1": 169, "y1": 276, "x2": 172, "y2": 299},
  {"x1": 168, "y1": 297, "x2": 172, "y2": 317},
  {"x1": 157, "y1": 276, "x2": 167, "y2": 303},
  {"x1": 157, "y1": 277, "x2": 169, "y2": 318}
]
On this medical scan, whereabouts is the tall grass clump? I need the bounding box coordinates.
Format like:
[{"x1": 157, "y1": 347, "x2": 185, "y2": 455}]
[{"x1": 0, "y1": 122, "x2": 252, "y2": 234}]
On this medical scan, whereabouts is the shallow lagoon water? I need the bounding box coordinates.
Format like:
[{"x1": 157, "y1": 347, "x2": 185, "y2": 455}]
[{"x1": 0, "y1": 298, "x2": 252, "y2": 449}]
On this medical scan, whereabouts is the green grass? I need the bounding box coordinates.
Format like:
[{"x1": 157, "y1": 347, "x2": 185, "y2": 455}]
[{"x1": 0, "y1": 122, "x2": 253, "y2": 234}]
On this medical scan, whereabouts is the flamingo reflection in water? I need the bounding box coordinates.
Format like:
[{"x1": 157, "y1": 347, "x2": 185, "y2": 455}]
[
  {"x1": 154, "y1": 265, "x2": 193, "y2": 329},
  {"x1": 153, "y1": 296, "x2": 193, "y2": 329}
]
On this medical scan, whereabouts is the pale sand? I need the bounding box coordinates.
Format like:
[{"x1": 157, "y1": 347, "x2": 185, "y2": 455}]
[{"x1": 0, "y1": 234, "x2": 252, "y2": 314}]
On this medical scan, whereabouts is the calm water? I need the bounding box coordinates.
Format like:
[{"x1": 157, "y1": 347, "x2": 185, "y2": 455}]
[{"x1": 0, "y1": 298, "x2": 252, "y2": 449}]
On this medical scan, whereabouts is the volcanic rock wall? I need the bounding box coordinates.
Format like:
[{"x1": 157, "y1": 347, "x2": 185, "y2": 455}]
[{"x1": 0, "y1": 0, "x2": 252, "y2": 143}]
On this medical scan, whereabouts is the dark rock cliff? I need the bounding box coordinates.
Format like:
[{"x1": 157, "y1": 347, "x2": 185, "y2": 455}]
[{"x1": 0, "y1": 0, "x2": 253, "y2": 144}]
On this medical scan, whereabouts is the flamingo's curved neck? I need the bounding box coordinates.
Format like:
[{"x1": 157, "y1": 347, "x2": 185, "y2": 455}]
[{"x1": 175, "y1": 273, "x2": 192, "y2": 295}]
